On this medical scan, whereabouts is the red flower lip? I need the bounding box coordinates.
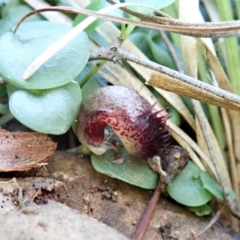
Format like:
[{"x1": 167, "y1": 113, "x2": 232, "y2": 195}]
[{"x1": 77, "y1": 86, "x2": 170, "y2": 158}]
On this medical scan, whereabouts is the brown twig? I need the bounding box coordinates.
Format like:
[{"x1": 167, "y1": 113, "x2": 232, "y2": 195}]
[
  {"x1": 132, "y1": 178, "x2": 162, "y2": 240},
  {"x1": 29, "y1": 188, "x2": 42, "y2": 202},
  {"x1": 89, "y1": 44, "x2": 240, "y2": 107},
  {"x1": 13, "y1": 6, "x2": 240, "y2": 37},
  {"x1": 193, "y1": 205, "x2": 225, "y2": 239}
]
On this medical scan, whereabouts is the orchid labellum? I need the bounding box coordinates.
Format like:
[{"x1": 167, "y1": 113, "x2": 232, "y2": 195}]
[{"x1": 76, "y1": 86, "x2": 170, "y2": 159}]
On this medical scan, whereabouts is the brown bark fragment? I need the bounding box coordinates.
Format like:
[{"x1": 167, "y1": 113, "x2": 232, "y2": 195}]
[{"x1": 0, "y1": 129, "x2": 57, "y2": 172}]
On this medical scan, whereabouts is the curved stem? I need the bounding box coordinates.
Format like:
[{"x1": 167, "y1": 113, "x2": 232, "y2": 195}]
[{"x1": 80, "y1": 60, "x2": 106, "y2": 88}]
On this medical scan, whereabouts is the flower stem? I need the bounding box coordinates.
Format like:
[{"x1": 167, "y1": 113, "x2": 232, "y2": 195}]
[
  {"x1": 132, "y1": 178, "x2": 161, "y2": 240},
  {"x1": 80, "y1": 60, "x2": 106, "y2": 88}
]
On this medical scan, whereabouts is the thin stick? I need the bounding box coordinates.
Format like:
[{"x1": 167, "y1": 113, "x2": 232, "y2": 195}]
[
  {"x1": 14, "y1": 6, "x2": 240, "y2": 38},
  {"x1": 159, "y1": 30, "x2": 184, "y2": 73},
  {"x1": 89, "y1": 45, "x2": 240, "y2": 108},
  {"x1": 194, "y1": 205, "x2": 225, "y2": 239},
  {"x1": 132, "y1": 179, "x2": 162, "y2": 240}
]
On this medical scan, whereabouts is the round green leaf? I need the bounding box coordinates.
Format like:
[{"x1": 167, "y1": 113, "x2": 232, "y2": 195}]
[
  {"x1": 200, "y1": 171, "x2": 236, "y2": 201},
  {"x1": 0, "y1": 21, "x2": 89, "y2": 89},
  {"x1": 9, "y1": 82, "x2": 82, "y2": 134},
  {"x1": 187, "y1": 204, "x2": 212, "y2": 216},
  {"x1": 91, "y1": 146, "x2": 158, "y2": 189},
  {"x1": 200, "y1": 171, "x2": 224, "y2": 201},
  {"x1": 147, "y1": 32, "x2": 176, "y2": 69},
  {"x1": 166, "y1": 161, "x2": 213, "y2": 207}
]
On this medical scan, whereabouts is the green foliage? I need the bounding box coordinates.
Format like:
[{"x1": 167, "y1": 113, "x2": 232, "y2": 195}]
[
  {"x1": 167, "y1": 161, "x2": 213, "y2": 207},
  {"x1": 0, "y1": 4, "x2": 42, "y2": 35},
  {"x1": 73, "y1": 0, "x2": 175, "y2": 35},
  {"x1": 147, "y1": 31, "x2": 176, "y2": 69},
  {"x1": 78, "y1": 145, "x2": 91, "y2": 155},
  {"x1": 45, "y1": 0, "x2": 61, "y2": 6},
  {"x1": 200, "y1": 171, "x2": 236, "y2": 201},
  {"x1": 120, "y1": 0, "x2": 175, "y2": 36},
  {"x1": 91, "y1": 144, "x2": 158, "y2": 190},
  {"x1": 129, "y1": 30, "x2": 182, "y2": 126},
  {"x1": 0, "y1": 16, "x2": 89, "y2": 133},
  {"x1": 0, "y1": 85, "x2": 7, "y2": 99},
  {"x1": 9, "y1": 82, "x2": 82, "y2": 134},
  {"x1": 167, "y1": 161, "x2": 235, "y2": 210},
  {"x1": 0, "y1": 21, "x2": 89, "y2": 89},
  {"x1": 187, "y1": 204, "x2": 212, "y2": 216},
  {"x1": 73, "y1": 0, "x2": 113, "y2": 33},
  {"x1": 0, "y1": 85, "x2": 9, "y2": 114}
]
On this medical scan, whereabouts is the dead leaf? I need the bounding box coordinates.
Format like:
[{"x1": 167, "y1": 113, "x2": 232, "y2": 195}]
[
  {"x1": 147, "y1": 71, "x2": 240, "y2": 112},
  {"x1": 0, "y1": 129, "x2": 57, "y2": 172}
]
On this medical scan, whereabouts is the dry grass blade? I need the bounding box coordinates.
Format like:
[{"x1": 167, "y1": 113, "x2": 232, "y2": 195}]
[
  {"x1": 14, "y1": 4, "x2": 240, "y2": 111},
  {"x1": 16, "y1": 5, "x2": 240, "y2": 38},
  {"x1": 221, "y1": 108, "x2": 240, "y2": 201},
  {"x1": 179, "y1": 0, "x2": 213, "y2": 176},
  {"x1": 197, "y1": 37, "x2": 240, "y2": 201},
  {"x1": 107, "y1": 0, "x2": 240, "y2": 37},
  {"x1": 228, "y1": 111, "x2": 240, "y2": 191},
  {"x1": 197, "y1": 38, "x2": 232, "y2": 92},
  {"x1": 15, "y1": 3, "x2": 240, "y2": 80},
  {"x1": 147, "y1": 72, "x2": 240, "y2": 111},
  {"x1": 155, "y1": 88, "x2": 195, "y2": 130},
  {"x1": 179, "y1": 1, "x2": 239, "y2": 229},
  {"x1": 180, "y1": 0, "x2": 231, "y2": 186},
  {"x1": 89, "y1": 42, "x2": 240, "y2": 110},
  {"x1": 195, "y1": 105, "x2": 231, "y2": 186}
]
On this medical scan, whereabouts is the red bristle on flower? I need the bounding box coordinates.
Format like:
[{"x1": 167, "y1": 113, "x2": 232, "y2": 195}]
[{"x1": 133, "y1": 109, "x2": 170, "y2": 158}]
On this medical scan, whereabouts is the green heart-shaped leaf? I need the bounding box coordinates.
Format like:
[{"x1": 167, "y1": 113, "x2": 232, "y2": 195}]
[
  {"x1": 147, "y1": 31, "x2": 176, "y2": 69},
  {"x1": 91, "y1": 146, "x2": 158, "y2": 189},
  {"x1": 187, "y1": 204, "x2": 212, "y2": 216},
  {"x1": 0, "y1": 21, "x2": 89, "y2": 89},
  {"x1": 200, "y1": 171, "x2": 236, "y2": 201},
  {"x1": 9, "y1": 82, "x2": 82, "y2": 134},
  {"x1": 166, "y1": 161, "x2": 213, "y2": 207}
]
